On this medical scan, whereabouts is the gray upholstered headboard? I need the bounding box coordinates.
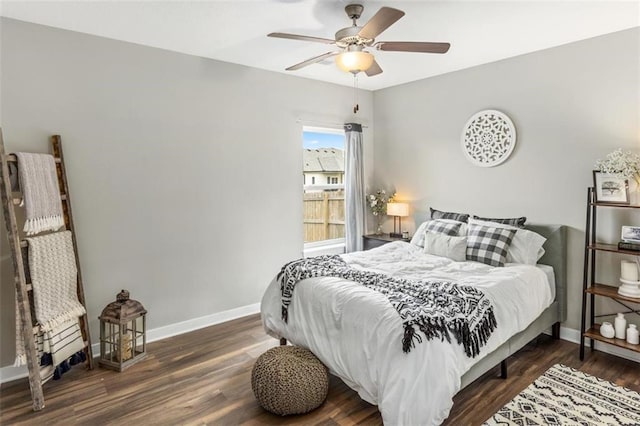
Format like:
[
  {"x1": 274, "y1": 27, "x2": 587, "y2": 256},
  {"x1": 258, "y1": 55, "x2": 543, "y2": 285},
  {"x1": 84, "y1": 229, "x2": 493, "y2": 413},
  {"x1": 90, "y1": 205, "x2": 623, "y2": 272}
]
[{"x1": 524, "y1": 224, "x2": 567, "y2": 322}]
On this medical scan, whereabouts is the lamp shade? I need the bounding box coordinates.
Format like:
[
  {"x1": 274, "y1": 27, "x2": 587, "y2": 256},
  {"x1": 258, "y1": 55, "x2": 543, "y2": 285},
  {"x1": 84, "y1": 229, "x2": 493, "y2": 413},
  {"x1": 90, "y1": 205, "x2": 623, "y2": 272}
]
[
  {"x1": 387, "y1": 202, "x2": 409, "y2": 217},
  {"x1": 335, "y1": 51, "x2": 374, "y2": 74}
]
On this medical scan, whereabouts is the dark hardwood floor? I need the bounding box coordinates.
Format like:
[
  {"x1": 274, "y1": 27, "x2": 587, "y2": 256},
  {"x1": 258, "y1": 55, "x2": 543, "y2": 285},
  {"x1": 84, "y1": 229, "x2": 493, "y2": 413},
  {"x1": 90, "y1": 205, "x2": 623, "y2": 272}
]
[{"x1": 1, "y1": 314, "x2": 638, "y2": 425}]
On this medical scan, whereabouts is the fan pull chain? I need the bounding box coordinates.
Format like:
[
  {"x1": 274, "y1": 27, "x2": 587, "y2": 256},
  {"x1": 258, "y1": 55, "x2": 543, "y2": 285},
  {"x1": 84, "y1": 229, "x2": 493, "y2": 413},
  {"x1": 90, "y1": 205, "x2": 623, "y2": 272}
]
[{"x1": 353, "y1": 74, "x2": 359, "y2": 114}]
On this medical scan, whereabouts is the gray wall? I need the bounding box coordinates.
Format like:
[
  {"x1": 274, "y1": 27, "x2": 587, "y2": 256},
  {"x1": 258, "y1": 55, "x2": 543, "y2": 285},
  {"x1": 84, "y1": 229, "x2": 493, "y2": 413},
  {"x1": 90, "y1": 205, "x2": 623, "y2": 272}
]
[
  {"x1": 0, "y1": 18, "x2": 374, "y2": 367},
  {"x1": 373, "y1": 28, "x2": 640, "y2": 330}
]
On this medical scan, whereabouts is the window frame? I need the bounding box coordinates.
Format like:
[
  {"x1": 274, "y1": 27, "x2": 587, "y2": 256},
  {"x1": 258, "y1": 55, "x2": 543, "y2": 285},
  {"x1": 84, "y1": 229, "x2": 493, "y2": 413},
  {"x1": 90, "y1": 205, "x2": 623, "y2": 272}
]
[{"x1": 302, "y1": 126, "x2": 346, "y2": 253}]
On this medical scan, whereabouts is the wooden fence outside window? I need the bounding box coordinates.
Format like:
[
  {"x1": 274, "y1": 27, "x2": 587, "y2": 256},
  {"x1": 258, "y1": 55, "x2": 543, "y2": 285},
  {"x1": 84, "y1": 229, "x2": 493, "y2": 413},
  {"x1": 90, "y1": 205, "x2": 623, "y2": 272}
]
[{"x1": 303, "y1": 189, "x2": 345, "y2": 243}]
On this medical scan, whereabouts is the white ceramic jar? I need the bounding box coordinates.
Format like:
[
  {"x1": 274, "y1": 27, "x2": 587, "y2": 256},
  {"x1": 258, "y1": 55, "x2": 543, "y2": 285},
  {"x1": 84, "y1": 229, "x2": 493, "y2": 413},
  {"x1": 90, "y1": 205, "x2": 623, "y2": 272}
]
[
  {"x1": 627, "y1": 324, "x2": 640, "y2": 345},
  {"x1": 615, "y1": 313, "x2": 627, "y2": 339},
  {"x1": 600, "y1": 322, "x2": 615, "y2": 339}
]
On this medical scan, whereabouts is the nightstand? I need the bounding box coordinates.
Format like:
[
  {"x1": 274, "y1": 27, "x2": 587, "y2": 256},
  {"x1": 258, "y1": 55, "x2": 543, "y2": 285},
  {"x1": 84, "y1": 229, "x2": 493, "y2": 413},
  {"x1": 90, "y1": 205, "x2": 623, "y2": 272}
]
[{"x1": 362, "y1": 234, "x2": 410, "y2": 250}]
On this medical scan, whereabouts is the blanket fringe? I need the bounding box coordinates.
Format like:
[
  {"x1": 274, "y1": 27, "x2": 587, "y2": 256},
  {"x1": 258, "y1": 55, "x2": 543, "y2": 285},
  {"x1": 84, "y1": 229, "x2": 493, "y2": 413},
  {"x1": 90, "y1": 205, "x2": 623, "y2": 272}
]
[
  {"x1": 407, "y1": 310, "x2": 497, "y2": 357},
  {"x1": 39, "y1": 306, "x2": 87, "y2": 333},
  {"x1": 13, "y1": 354, "x2": 27, "y2": 367},
  {"x1": 23, "y1": 215, "x2": 65, "y2": 235},
  {"x1": 402, "y1": 325, "x2": 423, "y2": 352}
]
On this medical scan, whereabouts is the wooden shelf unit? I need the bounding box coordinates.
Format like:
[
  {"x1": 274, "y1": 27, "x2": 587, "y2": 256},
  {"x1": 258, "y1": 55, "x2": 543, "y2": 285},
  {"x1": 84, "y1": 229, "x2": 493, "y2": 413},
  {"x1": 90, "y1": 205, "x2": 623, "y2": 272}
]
[
  {"x1": 584, "y1": 324, "x2": 640, "y2": 353},
  {"x1": 590, "y1": 202, "x2": 640, "y2": 210},
  {"x1": 580, "y1": 187, "x2": 640, "y2": 360},
  {"x1": 588, "y1": 242, "x2": 640, "y2": 256},
  {"x1": 586, "y1": 283, "x2": 640, "y2": 304}
]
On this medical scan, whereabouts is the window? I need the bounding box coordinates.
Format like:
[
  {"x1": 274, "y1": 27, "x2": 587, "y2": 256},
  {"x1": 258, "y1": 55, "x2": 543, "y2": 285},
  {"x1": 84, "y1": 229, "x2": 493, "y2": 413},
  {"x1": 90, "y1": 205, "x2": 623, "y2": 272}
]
[{"x1": 303, "y1": 127, "x2": 345, "y2": 246}]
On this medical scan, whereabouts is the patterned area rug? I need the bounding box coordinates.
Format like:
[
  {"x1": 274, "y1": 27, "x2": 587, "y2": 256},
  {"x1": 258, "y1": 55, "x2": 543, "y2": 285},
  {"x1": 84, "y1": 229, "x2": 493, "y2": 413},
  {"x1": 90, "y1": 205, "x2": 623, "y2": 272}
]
[{"x1": 483, "y1": 363, "x2": 640, "y2": 425}]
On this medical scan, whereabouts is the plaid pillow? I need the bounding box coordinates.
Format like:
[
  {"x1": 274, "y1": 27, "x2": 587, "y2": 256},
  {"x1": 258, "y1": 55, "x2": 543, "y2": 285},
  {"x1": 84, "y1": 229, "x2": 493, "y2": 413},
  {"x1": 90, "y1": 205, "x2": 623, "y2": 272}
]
[
  {"x1": 466, "y1": 223, "x2": 517, "y2": 267},
  {"x1": 473, "y1": 215, "x2": 527, "y2": 228},
  {"x1": 424, "y1": 219, "x2": 462, "y2": 236},
  {"x1": 430, "y1": 207, "x2": 469, "y2": 223}
]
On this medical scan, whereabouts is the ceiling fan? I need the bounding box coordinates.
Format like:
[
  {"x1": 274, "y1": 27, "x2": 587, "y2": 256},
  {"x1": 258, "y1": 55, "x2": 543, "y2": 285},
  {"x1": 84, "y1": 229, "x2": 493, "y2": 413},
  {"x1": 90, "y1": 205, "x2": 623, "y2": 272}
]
[{"x1": 268, "y1": 4, "x2": 450, "y2": 77}]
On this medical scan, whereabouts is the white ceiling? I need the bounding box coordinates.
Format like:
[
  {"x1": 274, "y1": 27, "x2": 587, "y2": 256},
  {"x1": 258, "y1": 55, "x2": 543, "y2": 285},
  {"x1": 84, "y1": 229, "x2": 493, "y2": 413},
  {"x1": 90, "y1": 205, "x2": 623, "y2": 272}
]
[{"x1": 1, "y1": 1, "x2": 639, "y2": 91}]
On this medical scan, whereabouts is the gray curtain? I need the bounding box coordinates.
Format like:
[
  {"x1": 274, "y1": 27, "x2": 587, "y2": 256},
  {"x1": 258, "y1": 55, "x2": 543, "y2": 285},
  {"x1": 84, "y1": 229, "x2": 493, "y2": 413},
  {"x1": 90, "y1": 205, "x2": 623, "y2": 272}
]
[{"x1": 344, "y1": 123, "x2": 365, "y2": 252}]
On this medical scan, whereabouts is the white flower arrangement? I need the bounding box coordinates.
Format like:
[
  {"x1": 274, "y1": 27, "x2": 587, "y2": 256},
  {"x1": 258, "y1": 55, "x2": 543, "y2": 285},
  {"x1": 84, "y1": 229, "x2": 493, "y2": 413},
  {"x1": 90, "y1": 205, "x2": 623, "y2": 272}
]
[
  {"x1": 595, "y1": 149, "x2": 640, "y2": 185},
  {"x1": 367, "y1": 189, "x2": 391, "y2": 216}
]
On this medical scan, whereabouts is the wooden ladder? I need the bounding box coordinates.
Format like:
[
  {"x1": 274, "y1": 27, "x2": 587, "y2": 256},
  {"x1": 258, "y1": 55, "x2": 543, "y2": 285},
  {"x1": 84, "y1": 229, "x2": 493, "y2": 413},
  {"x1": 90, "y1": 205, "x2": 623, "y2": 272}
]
[{"x1": 0, "y1": 130, "x2": 94, "y2": 411}]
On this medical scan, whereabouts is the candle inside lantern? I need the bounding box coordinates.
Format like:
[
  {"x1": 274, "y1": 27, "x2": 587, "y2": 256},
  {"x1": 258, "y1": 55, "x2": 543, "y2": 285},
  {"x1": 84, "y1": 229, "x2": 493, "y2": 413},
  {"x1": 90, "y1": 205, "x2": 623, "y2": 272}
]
[{"x1": 621, "y1": 260, "x2": 639, "y2": 282}]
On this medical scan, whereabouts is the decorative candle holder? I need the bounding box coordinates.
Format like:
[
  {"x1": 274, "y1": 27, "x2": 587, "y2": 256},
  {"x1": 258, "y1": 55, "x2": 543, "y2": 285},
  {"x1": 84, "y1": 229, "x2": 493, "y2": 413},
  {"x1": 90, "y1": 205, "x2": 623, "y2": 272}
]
[
  {"x1": 619, "y1": 260, "x2": 640, "y2": 298},
  {"x1": 619, "y1": 278, "x2": 640, "y2": 298},
  {"x1": 99, "y1": 290, "x2": 147, "y2": 372}
]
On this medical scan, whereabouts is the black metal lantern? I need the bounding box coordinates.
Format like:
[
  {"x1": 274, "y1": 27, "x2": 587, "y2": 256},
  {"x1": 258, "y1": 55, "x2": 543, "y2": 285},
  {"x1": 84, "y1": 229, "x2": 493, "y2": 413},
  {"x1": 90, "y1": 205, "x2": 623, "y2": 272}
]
[{"x1": 98, "y1": 290, "x2": 147, "y2": 371}]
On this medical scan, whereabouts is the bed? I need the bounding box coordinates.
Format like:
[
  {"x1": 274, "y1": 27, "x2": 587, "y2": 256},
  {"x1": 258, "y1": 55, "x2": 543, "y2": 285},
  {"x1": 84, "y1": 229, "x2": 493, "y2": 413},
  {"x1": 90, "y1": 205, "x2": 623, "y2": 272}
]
[{"x1": 261, "y1": 223, "x2": 566, "y2": 425}]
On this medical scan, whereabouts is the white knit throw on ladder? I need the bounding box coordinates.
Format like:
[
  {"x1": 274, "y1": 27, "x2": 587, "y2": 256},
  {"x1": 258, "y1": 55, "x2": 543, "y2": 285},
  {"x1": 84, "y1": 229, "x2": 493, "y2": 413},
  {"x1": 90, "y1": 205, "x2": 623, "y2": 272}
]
[
  {"x1": 15, "y1": 152, "x2": 64, "y2": 235},
  {"x1": 14, "y1": 231, "x2": 86, "y2": 366}
]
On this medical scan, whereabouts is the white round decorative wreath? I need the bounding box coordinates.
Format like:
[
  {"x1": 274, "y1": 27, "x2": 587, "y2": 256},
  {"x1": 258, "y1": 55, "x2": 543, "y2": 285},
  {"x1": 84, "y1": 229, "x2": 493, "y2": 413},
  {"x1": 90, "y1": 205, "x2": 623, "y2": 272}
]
[{"x1": 461, "y1": 110, "x2": 516, "y2": 167}]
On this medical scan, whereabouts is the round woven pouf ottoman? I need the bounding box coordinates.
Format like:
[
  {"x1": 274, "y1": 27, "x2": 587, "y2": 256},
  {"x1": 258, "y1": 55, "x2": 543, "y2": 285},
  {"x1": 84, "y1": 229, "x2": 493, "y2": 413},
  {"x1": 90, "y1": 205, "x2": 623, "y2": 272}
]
[{"x1": 251, "y1": 345, "x2": 329, "y2": 416}]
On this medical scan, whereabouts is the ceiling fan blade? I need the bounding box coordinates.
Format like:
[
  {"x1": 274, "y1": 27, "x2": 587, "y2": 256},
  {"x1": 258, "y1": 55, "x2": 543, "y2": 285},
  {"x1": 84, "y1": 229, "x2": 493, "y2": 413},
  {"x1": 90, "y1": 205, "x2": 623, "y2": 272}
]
[
  {"x1": 285, "y1": 52, "x2": 338, "y2": 71},
  {"x1": 268, "y1": 32, "x2": 335, "y2": 45},
  {"x1": 365, "y1": 60, "x2": 383, "y2": 77},
  {"x1": 374, "y1": 41, "x2": 451, "y2": 54},
  {"x1": 358, "y1": 7, "x2": 405, "y2": 40}
]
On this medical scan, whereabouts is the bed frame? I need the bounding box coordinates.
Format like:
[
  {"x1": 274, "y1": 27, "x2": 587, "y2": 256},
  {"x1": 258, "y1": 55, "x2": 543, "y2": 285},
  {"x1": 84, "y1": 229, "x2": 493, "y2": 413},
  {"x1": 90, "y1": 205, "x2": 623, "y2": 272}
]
[{"x1": 460, "y1": 224, "x2": 567, "y2": 387}]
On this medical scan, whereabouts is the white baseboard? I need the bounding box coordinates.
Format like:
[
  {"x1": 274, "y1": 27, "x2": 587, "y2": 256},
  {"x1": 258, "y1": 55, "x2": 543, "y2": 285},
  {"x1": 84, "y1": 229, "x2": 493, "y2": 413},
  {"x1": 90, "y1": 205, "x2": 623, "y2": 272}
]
[
  {"x1": 145, "y1": 302, "x2": 260, "y2": 343},
  {"x1": 0, "y1": 302, "x2": 260, "y2": 384},
  {"x1": 0, "y1": 365, "x2": 31, "y2": 385}
]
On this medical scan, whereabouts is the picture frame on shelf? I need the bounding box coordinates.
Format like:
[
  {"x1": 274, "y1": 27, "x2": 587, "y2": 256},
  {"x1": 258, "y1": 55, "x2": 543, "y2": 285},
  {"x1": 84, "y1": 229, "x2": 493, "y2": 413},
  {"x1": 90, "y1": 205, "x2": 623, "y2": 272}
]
[
  {"x1": 593, "y1": 171, "x2": 629, "y2": 205},
  {"x1": 621, "y1": 226, "x2": 640, "y2": 243}
]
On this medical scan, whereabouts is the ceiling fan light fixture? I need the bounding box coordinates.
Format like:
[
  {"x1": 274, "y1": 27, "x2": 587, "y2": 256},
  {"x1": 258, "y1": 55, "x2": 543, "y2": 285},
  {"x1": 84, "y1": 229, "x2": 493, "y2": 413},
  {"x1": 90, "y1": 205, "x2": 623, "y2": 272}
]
[
  {"x1": 335, "y1": 51, "x2": 374, "y2": 74},
  {"x1": 269, "y1": 4, "x2": 450, "y2": 77}
]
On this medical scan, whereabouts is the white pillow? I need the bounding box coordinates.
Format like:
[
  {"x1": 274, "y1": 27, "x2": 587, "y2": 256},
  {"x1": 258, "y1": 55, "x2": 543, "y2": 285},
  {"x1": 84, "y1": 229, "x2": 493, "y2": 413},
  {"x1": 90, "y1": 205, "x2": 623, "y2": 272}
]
[
  {"x1": 468, "y1": 218, "x2": 546, "y2": 265},
  {"x1": 423, "y1": 231, "x2": 467, "y2": 261},
  {"x1": 411, "y1": 219, "x2": 468, "y2": 247}
]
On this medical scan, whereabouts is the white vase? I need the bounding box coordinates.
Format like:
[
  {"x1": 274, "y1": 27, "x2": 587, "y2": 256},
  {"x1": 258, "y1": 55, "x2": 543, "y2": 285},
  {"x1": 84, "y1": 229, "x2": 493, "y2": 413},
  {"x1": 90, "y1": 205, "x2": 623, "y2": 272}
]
[
  {"x1": 614, "y1": 313, "x2": 627, "y2": 339},
  {"x1": 600, "y1": 322, "x2": 615, "y2": 338},
  {"x1": 626, "y1": 324, "x2": 639, "y2": 345}
]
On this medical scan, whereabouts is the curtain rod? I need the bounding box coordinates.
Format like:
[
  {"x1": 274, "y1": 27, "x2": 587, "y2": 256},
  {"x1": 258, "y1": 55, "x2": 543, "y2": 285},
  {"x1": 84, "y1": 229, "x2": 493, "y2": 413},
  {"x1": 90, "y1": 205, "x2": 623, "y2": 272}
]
[{"x1": 296, "y1": 119, "x2": 368, "y2": 129}]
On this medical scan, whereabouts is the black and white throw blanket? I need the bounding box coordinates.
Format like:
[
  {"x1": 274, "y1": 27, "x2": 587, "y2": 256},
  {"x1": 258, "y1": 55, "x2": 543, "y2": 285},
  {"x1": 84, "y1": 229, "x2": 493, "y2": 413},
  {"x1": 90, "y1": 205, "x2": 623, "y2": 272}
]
[{"x1": 278, "y1": 255, "x2": 497, "y2": 357}]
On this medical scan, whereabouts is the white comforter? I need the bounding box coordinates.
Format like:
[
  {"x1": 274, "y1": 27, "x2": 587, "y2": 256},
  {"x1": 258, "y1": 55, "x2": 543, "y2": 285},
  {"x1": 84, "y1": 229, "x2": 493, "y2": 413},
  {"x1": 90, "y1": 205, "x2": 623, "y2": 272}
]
[{"x1": 261, "y1": 242, "x2": 553, "y2": 425}]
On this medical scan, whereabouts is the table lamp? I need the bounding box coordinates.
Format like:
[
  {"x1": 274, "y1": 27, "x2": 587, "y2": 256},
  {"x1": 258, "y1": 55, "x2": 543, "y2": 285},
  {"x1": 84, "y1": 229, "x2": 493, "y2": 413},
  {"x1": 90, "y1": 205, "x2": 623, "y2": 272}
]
[{"x1": 387, "y1": 202, "x2": 409, "y2": 238}]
